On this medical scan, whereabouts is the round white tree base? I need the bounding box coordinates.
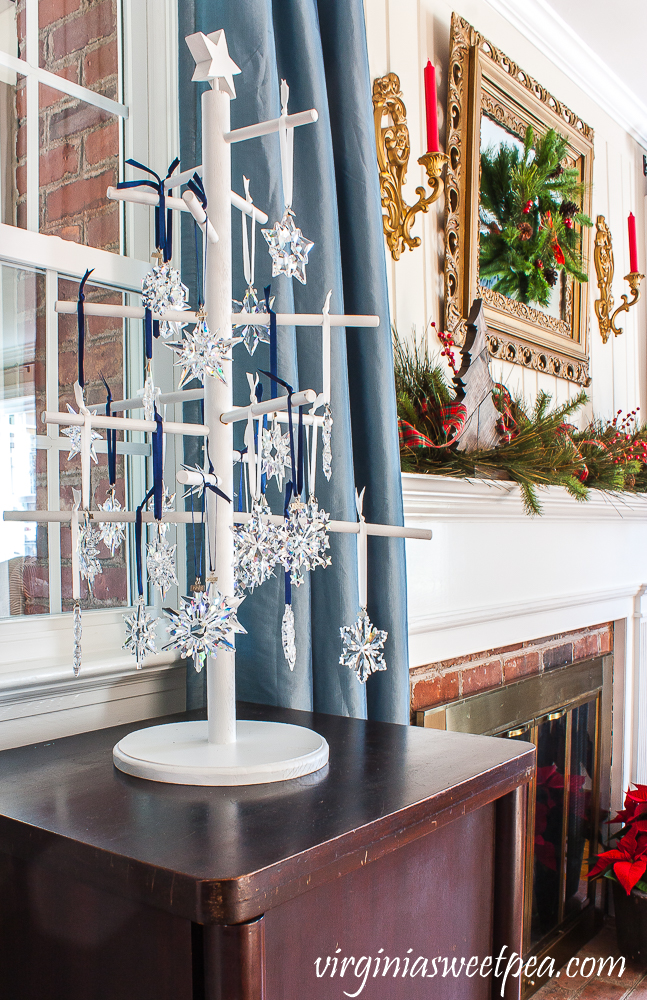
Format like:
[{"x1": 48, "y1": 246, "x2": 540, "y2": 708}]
[{"x1": 113, "y1": 719, "x2": 329, "y2": 786}]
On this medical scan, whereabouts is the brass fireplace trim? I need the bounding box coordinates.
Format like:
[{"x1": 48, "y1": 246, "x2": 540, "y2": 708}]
[{"x1": 415, "y1": 656, "x2": 604, "y2": 734}]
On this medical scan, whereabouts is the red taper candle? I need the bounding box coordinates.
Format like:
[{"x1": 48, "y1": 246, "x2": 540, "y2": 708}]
[
  {"x1": 628, "y1": 212, "x2": 639, "y2": 273},
  {"x1": 424, "y1": 60, "x2": 440, "y2": 154}
]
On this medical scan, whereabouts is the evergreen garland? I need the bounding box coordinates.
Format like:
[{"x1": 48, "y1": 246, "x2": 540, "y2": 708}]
[
  {"x1": 395, "y1": 333, "x2": 647, "y2": 516},
  {"x1": 479, "y1": 125, "x2": 592, "y2": 308}
]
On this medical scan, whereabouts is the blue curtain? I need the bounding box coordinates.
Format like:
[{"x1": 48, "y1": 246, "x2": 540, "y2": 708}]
[{"x1": 178, "y1": 0, "x2": 409, "y2": 724}]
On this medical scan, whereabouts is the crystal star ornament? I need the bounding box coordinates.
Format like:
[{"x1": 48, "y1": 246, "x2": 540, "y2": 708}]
[
  {"x1": 322, "y1": 403, "x2": 333, "y2": 481},
  {"x1": 185, "y1": 29, "x2": 241, "y2": 97},
  {"x1": 77, "y1": 520, "x2": 102, "y2": 595},
  {"x1": 72, "y1": 601, "x2": 82, "y2": 677},
  {"x1": 164, "y1": 587, "x2": 246, "y2": 661},
  {"x1": 233, "y1": 285, "x2": 271, "y2": 356},
  {"x1": 260, "y1": 421, "x2": 291, "y2": 491},
  {"x1": 141, "y1": 263, "x2": 189, "y2": 339},
  {"x1": 167, "y1": 315, "x2": 233, "y2": 388},
  {"x1": 147, "y1": 531, "x2": 178, "y2": 599},
  {"x1": 277, "y1": 496, "x2": 331, "y2": 586},
  {"x1": 98, "y1": 488, "x2": 126, "y2": 556},
  {"x1": 340, "y1": 609, "x2": 388, "y2": 684},
  {"x1": 123, "y1": 595, "x2": 159, "y2": 668},
  {"x1": 61, "y1": 403, "x2": 102, "y2": 462},
  {"x1": 262, "y1": 208, "x2": 314, "y2": 285},
  {"x1": 282, "y1": 603, "x2": 296, "y2": 671},
  {"x1": 232, "y1": 498, "x2": 281, "y2": 595}
]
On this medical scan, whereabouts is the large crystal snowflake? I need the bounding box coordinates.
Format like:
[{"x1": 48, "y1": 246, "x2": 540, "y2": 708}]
[
  {"x1": 78, "y1": 520, "x2": 102, "y2": 594},
  {"x1": 98, "y1": 489, "x2": 126, "y2": 556},
  {"x1": 164, "y1": 588, "x2": 246, "y2": 660},
  {"x1": 61, "y1": 404, "x2": 102, "y2": 462},
  {"x1": 277, "y1": 497, "x2": 331, "y2": 586},
  {"x1": 167, "y1": 317, "x2": 234, "y2": 387},
  {"x1": 123, "y1": 595, "x2": 159, "y2": 668},
  {"x1": 322, "y1": 403, "x2": 333, "y2": 482},
  {"x1": 260, "y1": 422, "x2": 292, "y2": 491},
  {"x1": 339, "y1": 609, "x2": 388, "y2": 684},
  {"x1": 232, "y1": 499, "x2": 281, "y2": 595},
  {"x1": 72, "y1": 601, "x2": 82, "y2": 677},
  {"x1": 262, "y1": 208, "x2": 314, "y2": 285},
  {"x1": 232, "y1": 285, "x2": 271, "y2": 356},
  {"x1": 142, "y1": 263, "x2": 189, "y2": 339},
  {"x1": 147, "y1": 531, "x2": 178, "y2": 599},
  {"x1": 281, "y1": 603, "x2": 296, "y2": 671}
]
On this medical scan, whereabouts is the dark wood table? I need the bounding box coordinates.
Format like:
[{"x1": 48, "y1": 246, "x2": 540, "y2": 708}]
[{"x1": 0, "y1": 703, "x2": 534, "y2": 1000}]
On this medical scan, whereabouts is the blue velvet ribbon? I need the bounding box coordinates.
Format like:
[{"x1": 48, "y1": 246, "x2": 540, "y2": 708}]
[
  {"x1": 77, "y1": 268, "x2": 93, "y2": 388},
  {"x1": 101, "y1": 375, "x2": 116, "y2": 486},
  {"x1": 264, "y1": 285, "x2": 278, "y2": 398},
  {"x1": 135, "y1": 485, "x2": 155, "y2": 598},
  {"x1": 152, "y1": 410, "x2": 164, "y2": 521},
  {"x1": 118, "y1": 157, "x2": 179, "y2": 262},
  {"x1": 237, "y1": 446, "x2": 248, "y2": 512},
  {"x1": 144, "y1": 307, "x2": 160, "y2": 361}
]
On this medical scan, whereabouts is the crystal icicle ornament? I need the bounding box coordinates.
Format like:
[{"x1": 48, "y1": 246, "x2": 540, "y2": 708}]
[
  {"x1": 141, "y1": 262, "x2": 189, "y2": 339},
  {"x1": 61, "y1": 403, "x2": 102, "y2": 462},
  {"x1": 339, "y1": 609, "x2": 388, "y2": 684},
  {"x1": 123, "y1": 594, "x2": 159, "y2": 668},
  {"x1": 262, "y1": 208, "x2": 314, "y2": 285},
  {"x1": 98, "y1": 488, "x2": 126, "y2": 556},
  {"x1": 140, "y1": 366, "x2": 160, "y2": 422},
  {"x1": 277, "y1": 497, "x2": 331, "y2": 587},
  {"x1": 232, "y1": 498, "x2": 281, "y2": 595},
  {"x1": 77, "y1": 520, "x2": 102, "y2": 595},
  {"x1": 167, "y1": 313, "x2": 234, "y2": 387},
  {"x1": 322, "y1": 403, "x2": 333, "y2": 482},
  {"x1": 164, "y1": 587, "x2": 246, "y2": 660},
  {"x1": 260, "y1": 422, "x2": 292, "y2": 491},
  {"x1": 72, "y1": 601, "x2": 82, "y2": 677},
  {"x1": 281, "y1": 603, "x2": 297, "y2": 671},
  {"x1": 146, "y1": 529, "x2": 178, "y2": 599},
  {"x1": 232, "y1": 285, "x2": 271, "y2": 356}
]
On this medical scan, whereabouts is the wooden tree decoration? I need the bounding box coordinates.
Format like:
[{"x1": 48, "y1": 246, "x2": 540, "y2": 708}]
[{"x1": 453, "y1": 299, "x2": 500, "y2": 452}]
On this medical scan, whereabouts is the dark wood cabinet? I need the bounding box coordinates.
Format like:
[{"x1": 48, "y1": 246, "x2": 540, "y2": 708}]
[{"x1": 0, "y1": 703, "x2": 533, "y2": 1000}]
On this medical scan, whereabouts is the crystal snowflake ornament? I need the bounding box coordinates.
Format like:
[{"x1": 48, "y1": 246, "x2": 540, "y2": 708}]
[
  {"x1": 147, "y1": 485, "x2": 175, "y2": 536},
  {"x1": 123, "y1": 595, "x2": 159, "y2": 668},
  {"x1": 77, "y1": 520, "x2": 102, "y2": 595},
  {"x1": 339, "y1": 609, "x2": 388, "y2": 684},
  {"x1": 72, "y1": 601, "x2": 82, "y2": 677},
  {"x1": 164, "y1": 588, "x2": 246, "y2": 661},
  {"x1": 277, "y1": 497, "x2": 331, "y2": 586},
  {"x1": 141, "y1": 262, "x2": 189, "y2": 338},
  {"x1": 281, "y1": 603, "x2": 296, "y2": 671},
  {"x1": 98, "y1": 488, "x2": 126, "y2": 556},
  {"x1": 322, "y1": 403, "x2": 333, "y2": 481},
  {"x1": 232, "y1": 499, "x2": 281, "y2": 595},
  {"x1": 167, "y1": 314, "x2": 234, "y2": 388},
  {"x1": 146, "y1": 531, "x2": 178, "y2": 599},
  {"x1": 262, "y1": 208, "x2": 314, "y2": 285},
  {"x1": 61, "y1": 403, "x2": 102, "y2": 462},
  {"x1": 260, "y1": 422, "x2": 292, "y2": 491},
  {"x1": 232, "y1": 285, "x2": 272, "y2": 356}
]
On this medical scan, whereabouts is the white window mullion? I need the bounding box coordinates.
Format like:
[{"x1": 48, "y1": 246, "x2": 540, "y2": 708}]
[
  {"x1": 25, "y1": 0, "x2": 38, "y2": 232},
  {"x1": 45, "y1": 269, "x2": 61, "y2": 613}
]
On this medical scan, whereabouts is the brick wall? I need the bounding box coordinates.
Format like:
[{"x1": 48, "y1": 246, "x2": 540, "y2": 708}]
[
  {"x1": 15, "y1": 0, "x2": 119, "y2": 250},
  {"x1": 410, "y1": 623, "x2": 614, "y2": 720}
]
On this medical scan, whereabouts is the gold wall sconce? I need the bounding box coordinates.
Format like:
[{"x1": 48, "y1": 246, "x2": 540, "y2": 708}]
[
  {"x1": 594, "y1": 215, "x2": 644, "y2": 343},
  {"x1": 372, "y1": 72, "x2": 448, "y2": 261}
]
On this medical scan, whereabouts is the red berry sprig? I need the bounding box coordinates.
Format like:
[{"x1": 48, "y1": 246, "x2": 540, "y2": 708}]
[{"x1": 435, "y1": 322, "x2": 459, "y2": 375}]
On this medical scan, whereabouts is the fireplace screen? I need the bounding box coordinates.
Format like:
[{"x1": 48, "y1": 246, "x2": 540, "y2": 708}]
[{"x1": 416, "y1": 656, "x2": 610, "y2": 989}]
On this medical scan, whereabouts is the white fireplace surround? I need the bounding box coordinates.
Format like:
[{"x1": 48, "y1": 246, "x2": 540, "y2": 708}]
[
  {"x1": 403, "y1": 472, "x2": 647, "y2": 805},
  {"x1": 2, "y1": 473, "x2": 646, "y2": 809}
]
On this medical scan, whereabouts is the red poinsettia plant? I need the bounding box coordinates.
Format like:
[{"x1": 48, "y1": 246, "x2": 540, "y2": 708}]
[{"x1": 589, "y1": 784, "x2": 647, "y2": 895}]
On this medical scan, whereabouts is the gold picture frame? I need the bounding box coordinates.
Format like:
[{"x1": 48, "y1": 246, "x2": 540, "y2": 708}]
[{"x1": 443, "y1": 13, "x2": 594, "y2": 386}]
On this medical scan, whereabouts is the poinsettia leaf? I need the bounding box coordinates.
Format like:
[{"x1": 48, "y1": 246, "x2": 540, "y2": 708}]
[{"x1": 614, "y1": 858, "x2": 647, "y2": 895}]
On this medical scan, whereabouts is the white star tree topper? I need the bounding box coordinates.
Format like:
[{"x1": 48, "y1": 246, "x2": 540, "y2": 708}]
[{"x1": 185, "y1": 30, "x2": 241, "y2": 97}]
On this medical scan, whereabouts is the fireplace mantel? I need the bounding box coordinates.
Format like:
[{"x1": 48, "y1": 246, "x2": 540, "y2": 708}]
[{"x1": 402, "y1": 472, "x2": 647, "y2": 667}]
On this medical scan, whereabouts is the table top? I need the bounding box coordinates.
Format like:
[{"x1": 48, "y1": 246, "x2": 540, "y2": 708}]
[{"x1": 0, "y1": 703, "x2": 534, "y2": 924}]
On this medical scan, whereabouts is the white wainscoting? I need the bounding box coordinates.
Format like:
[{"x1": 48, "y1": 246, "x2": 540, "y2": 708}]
[{"x1": 402, "y1": 472, "x2": 647, "y2": 790}]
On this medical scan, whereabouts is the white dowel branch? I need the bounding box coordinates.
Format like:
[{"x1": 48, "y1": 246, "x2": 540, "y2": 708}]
[
  {"x1": 220, "y1": 389, "x2": 316, "y2": 424},
  {"x1": 42, "y1": 410, "x2": 209, "y2": 437},
  {"x1": 55, "y1": 301, "x2": 200, "y2": 323},
  {"x1": 107, "y1": 184, "x2": 268, "y2": 225}
]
